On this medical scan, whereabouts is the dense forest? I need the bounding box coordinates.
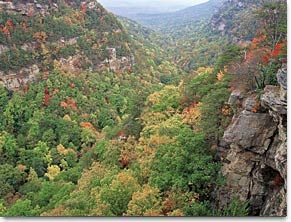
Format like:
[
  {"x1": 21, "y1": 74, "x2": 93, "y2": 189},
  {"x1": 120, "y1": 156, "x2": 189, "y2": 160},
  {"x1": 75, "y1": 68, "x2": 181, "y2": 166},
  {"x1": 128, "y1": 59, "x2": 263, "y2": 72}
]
[{"x1": 0, "y1": 0, "x2": 287, "y2": 217}]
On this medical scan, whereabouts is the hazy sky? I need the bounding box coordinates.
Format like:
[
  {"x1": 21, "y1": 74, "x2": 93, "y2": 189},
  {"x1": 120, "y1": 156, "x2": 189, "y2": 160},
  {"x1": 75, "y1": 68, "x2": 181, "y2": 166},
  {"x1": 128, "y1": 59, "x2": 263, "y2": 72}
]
[{"x1": 99, "y1": 0, "x2": 209, "y2": 8}]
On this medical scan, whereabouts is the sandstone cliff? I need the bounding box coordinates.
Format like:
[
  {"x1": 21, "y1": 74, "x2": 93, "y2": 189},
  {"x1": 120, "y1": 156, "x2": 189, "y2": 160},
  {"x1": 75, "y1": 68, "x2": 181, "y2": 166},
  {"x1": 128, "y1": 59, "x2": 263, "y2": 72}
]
[{"x1": 216, "y1": 65, "x2": 287, "y2": 216}]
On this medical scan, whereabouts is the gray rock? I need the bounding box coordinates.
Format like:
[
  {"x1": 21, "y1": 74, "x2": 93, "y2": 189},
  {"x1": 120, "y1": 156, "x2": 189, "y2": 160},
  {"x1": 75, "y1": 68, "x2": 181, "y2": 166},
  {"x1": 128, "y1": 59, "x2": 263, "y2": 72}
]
[
  {"x1": 0, "y1": 44, "x2": 9, "y2": 55},
  {"x1": 216, "y1": 66, "x2": 287, "y2": 216},
  {"x1": 276, "y1": 65, "x2": 287, "y2": 90},
  {"x1": 36, "y1": 4, "x2": 42, "y2": 9},
  {"x1": 261, "y1": 187, "x2": 287, "y2": 216},
  {"x1": 0, "y1": 65, "x2": 39, "y2": 90},
  {"x1": 243, "y1": 95, "x2": 258, "y2": 111},
  {"x1": 261, "y1": 85, "x2": 287, "y2": 115},
  {"x1": 223, "y1": 110, "x2": 276, "y2": 151},
  {"x1": 228, "y1": 90, "x2": 244, "y2": 106}
]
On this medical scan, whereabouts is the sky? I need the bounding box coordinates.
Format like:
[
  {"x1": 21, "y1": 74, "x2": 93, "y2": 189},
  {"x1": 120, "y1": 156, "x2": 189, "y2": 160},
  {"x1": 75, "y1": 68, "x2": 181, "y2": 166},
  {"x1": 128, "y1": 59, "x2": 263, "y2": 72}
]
[{"x1": 98, "y1": 0, "x2": 209, "y2": 11}]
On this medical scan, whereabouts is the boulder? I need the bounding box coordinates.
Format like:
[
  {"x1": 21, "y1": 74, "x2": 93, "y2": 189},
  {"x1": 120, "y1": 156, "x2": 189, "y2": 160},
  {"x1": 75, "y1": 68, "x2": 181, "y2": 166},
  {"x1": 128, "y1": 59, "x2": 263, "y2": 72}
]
[
  {"x1": 261, "y1": 86, "x2": 286, "y2": 115},
  {"x1": 223, "y1": 110, "x2": 276, "y2": 152}
]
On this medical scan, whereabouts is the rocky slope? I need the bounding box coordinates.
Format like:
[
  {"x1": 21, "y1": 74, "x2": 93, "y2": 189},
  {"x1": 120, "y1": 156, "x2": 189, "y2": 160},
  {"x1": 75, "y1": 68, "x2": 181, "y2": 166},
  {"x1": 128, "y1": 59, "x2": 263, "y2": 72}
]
[
  {"x1": 216, "y1": 65, "x2": 287, "y2": 216},
  {"x1": 211, "y1": 0, "x2": 263, "y2": 41},
  {"x1": 0, "y1": 0, "x2": 135, "y2": 90}
]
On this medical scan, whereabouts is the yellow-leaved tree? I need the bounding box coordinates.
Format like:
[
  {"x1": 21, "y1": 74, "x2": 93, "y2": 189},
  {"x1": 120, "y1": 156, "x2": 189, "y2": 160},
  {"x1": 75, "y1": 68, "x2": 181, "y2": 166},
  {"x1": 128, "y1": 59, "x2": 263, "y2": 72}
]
[
  {"x1": 125, "y1": 185, "x2": 162, "y2": 216},
  {"x1": 45, "y1": 165, "x2": 61, "y2": 181}
]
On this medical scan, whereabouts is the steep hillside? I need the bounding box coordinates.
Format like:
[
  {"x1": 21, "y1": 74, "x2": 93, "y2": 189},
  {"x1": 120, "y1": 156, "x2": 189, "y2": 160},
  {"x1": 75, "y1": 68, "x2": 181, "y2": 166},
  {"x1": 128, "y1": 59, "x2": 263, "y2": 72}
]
[
  {"x1": 0, "y1": 0, "x2": 137, "y2": 90},
  {"x1": 211, "y1": 0, "x2": 265, "y2": 41}
]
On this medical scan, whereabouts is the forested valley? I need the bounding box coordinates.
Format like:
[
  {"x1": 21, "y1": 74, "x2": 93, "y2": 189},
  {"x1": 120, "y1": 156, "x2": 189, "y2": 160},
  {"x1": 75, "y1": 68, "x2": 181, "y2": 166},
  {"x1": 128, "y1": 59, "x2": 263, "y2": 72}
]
[{"x1": 0, "y1": 0, "x2": 287, "y2": 217}]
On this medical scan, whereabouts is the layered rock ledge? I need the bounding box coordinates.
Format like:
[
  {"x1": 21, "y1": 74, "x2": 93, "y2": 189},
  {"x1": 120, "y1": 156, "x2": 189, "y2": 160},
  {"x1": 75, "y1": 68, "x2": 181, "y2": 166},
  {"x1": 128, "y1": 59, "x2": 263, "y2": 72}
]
[{"x1": 216, "y1": 65, "x2": 287, "y2": 216}]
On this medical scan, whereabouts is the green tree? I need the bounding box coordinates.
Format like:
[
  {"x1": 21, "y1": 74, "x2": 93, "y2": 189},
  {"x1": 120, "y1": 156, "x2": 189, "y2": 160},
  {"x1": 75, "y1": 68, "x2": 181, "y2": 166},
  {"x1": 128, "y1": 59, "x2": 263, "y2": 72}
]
[
  {"x1": 150, "y1": 127, "x2": 219, "y2": 193},
  {"x1": 199, "y1": 85, "x2": 231, "y2": 142},
  {"x1": 184, "y1": 201, "x2": 213, "y2": 216},
  {"x1": 99, "y1": 171, "x2": 141, "y2": 216},
  {"x1": 0, "y1": 86, "x2": 9, "y2": 129},
  {"x1": 0, "y1": 199, "x2": 6, "y2": 216},
  {"x1": 217, "y1": 198, "x2": 249, "y2": 216},
  {"x1": 0, "y1": 164, "x2": 25, "y2": 198},
  {"x1": 4, "y1": 199, "x2": 40, "y2": 216},
  {"x1": 81, "y1": 128, "x2": 96, "y2": 148},
  {"x1": 0, "y1": 132, "x2": 18, "y2": 165}
]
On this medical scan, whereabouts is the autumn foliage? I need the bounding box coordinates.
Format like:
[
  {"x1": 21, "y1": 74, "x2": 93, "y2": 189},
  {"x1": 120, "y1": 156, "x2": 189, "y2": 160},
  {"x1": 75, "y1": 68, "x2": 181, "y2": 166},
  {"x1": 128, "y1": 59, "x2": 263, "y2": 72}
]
[
  {"x1": 81, "y1": 3, "x2": 87, "y2": 13},
  {"x1": 0, "y1": 0, "x2": 286, "y2": 217},
  {"x1": 33, "y1": 32, "x2": 48, "y2": 43},
  {"x1": 80, "y1": 122, "x2": 94, "y2": 129},
  {"x1": 60, "y1": 98, "x2": 78, "y2": 110},
  {"x1": 43, "y1": 87, "x2": 51, "y2": 106},
  {"x1": 0, "y1": 19, "x2": 14, "y2": 38},
  {"x1": 247, "y1": 34, "x2": 286, "y2": 65}
]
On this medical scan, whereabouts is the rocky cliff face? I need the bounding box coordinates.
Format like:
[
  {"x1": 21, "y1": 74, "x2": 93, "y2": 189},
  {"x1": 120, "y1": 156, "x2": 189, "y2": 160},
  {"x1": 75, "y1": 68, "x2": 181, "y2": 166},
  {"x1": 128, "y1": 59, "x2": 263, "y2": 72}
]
[{"x1": 216, "y1": 65, "x2": 287, "y2": 216}]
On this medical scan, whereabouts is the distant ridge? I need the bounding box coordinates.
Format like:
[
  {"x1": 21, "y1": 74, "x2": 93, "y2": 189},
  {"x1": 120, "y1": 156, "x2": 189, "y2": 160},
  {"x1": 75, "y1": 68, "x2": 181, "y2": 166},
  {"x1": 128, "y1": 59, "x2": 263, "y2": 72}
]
[{"x1": 133, "y1": 0, "x2": 225, "y2": 29}]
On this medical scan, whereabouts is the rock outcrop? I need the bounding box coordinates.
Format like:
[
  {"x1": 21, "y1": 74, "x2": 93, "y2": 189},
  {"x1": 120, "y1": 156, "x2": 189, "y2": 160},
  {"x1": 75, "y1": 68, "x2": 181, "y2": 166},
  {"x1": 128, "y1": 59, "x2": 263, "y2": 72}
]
[
  {"x1": 216, "y1": 65, "x2": 287, "y2": 216},
  {"x1": 0, "y1": 65, "x2": 39, "y2": 89},
  {"x1": 0, "y1": 0, "x2": 51, "y2": 17},
  {"x1": 210, "y1": 0, "x2": 262, "y2": 42}
]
